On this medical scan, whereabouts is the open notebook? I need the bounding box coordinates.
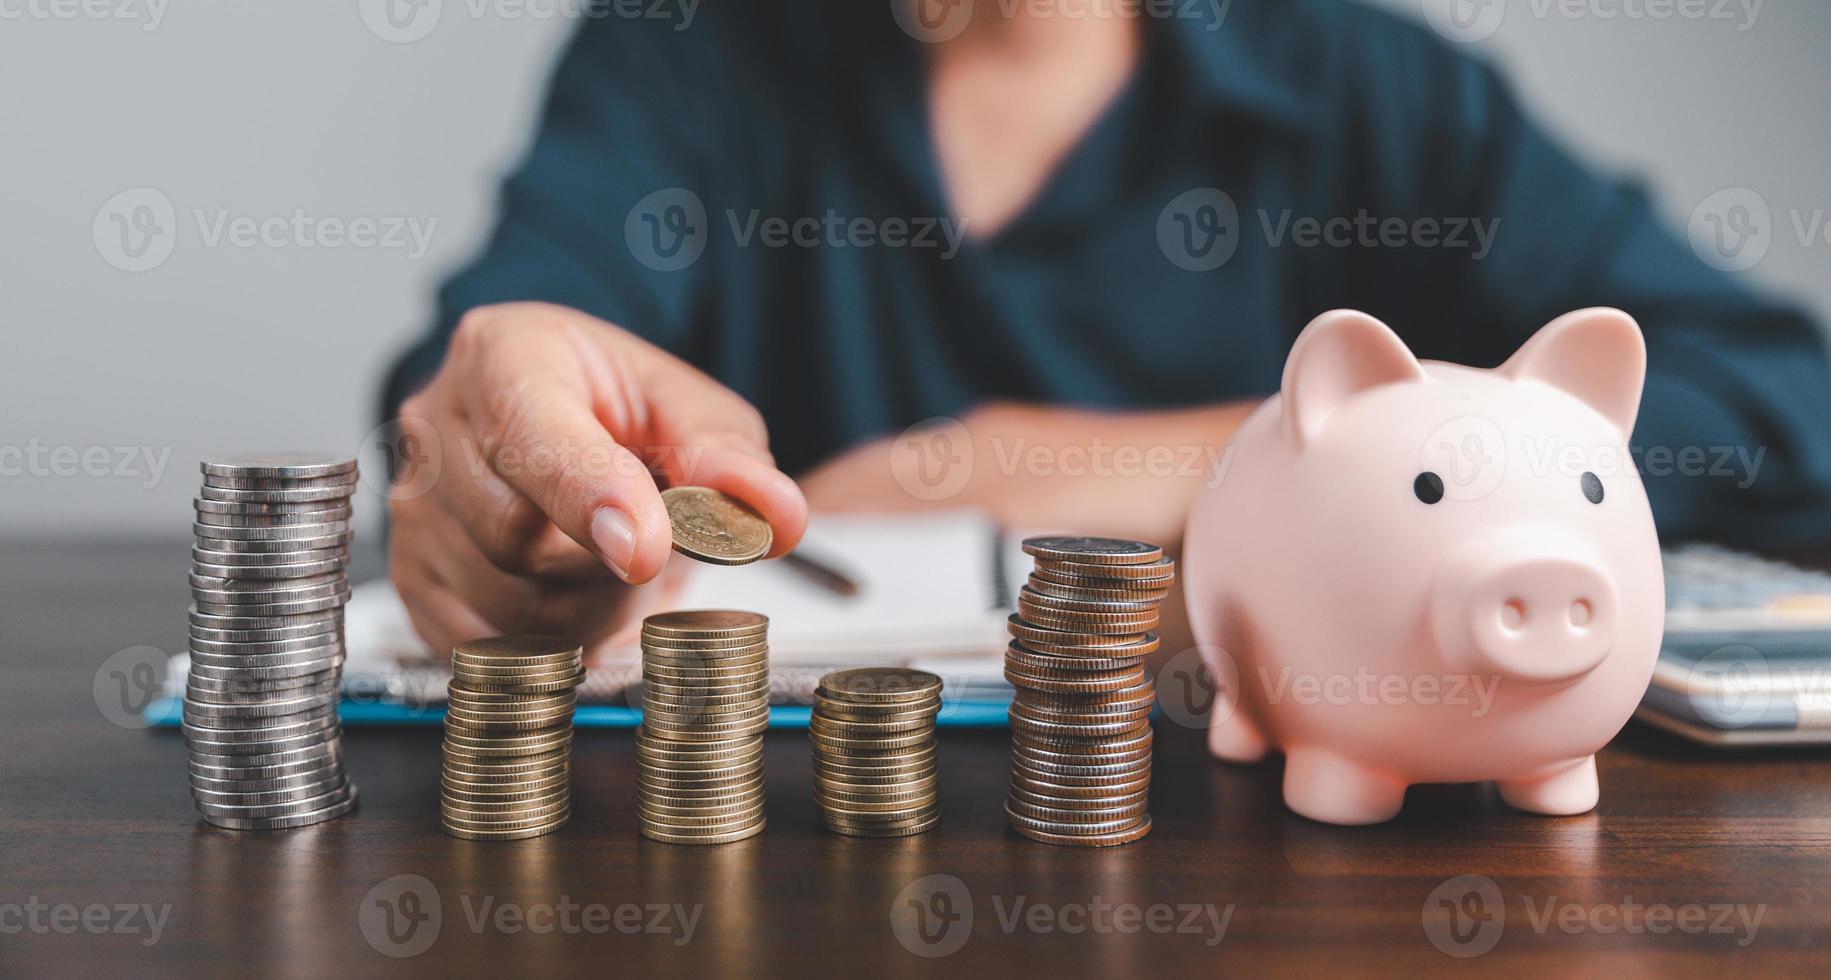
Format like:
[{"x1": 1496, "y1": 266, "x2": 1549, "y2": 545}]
[{"x1": 151, "y1": 509, "x2": 1026, "y2": 728}]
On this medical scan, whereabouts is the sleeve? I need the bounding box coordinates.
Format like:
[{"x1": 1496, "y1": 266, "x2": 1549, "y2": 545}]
[
  {"x1": 380, "y1": 14, "x2": 752, "y2": 422},
  {"x1": 1336, "y1": 12, "x2": 1831, "y2": 549}
]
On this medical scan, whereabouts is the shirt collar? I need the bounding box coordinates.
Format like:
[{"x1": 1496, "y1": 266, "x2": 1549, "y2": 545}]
[{"x1": 1158, "y1": 4, "x2": 1312, "y2": 136}]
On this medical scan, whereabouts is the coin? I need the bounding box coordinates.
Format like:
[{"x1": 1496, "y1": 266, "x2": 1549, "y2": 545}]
[
  {"x1": 818, "y1": 667, "x2": 943, "y2": 705},
  {"x1": 201, "y1": 788, "x2": 359, "y2": 831},
  {"x1": 641, "y1": 609, "x2": 768, "y2": 640},
  {"x1": 1026, "y1": 578, "x2": 1172, "y2": 603},
  {"x1": 442, "y1": 816, "x2": 571, "y2": 841},
  {"x1": 193, "y1": 494, "x2": 352, "y2": 515},
  {"x1": 202, "y1": 453, "x2": 357, "y2": 481},
  {"x1": 1006, "y1": 639, "x2": 1153, "y2": 668},
  {"x1": 660, "y1": 488, "x2": 773, "y2": 566},
  {"x1": 1004, "y1": 537, "x2": 1169, "y2": 847},
  {"x1": 193, "y1": 502, "x2": 352, "y2": 525},
  {"x1": 193, "y1": 532, "x2": 354, "y2": 554},
  {"x1": 192, "y1": 545, "x2": 344, "y2": 566},
  {"x1": 807, "y1": 668, "x2": 941, "y2": 837},
  {"x1": 1005, "y1": 810, "x2": 1151, "y2": 847},
  {"x1": 1030, "y1": 557, "x2": 1176, "y2": 583},
  {"x1": 821, "y1": 806, "x2": 941, "y2": 835},
  {"x1": 198, "y1": 482, "x2": 357, "y2": 505},
  {"x1": 452, "y1": 635, "x2": 583, "y2": 667},
  {"x1": 1021, "y1": 536, "x2": 1163, "y2": 565},
  {"x1": 1015, "y1": 606, "x2": 1158, "y2": 635},
  {"x1": 639, "y1": 818, "x2": 765, "y2": 845},
  {"x1": 441, "y1": 637, "x2": 581, "y2": 841},
  {"x1": 823, "y1": 813, "x2": 939, "y2": 838},
  {"x1": 442, "y1": 748, "x2": 571, "y2": 776},
  {"x1": 635, "y1": 612, "x2": 771, "y2": 843}
]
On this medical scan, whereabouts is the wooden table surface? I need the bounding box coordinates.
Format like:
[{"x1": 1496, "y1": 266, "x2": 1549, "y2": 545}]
[{"x1": 4, "y1": 540, "x2": 1828, "y2": 977}]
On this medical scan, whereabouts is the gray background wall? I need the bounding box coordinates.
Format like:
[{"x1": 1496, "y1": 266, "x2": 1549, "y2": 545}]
[{"x1": 3, "y1": 0, "x2": 1827, "y2": 537}]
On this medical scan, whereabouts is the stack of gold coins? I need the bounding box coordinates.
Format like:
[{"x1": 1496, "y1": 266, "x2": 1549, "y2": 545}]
[
  {"x1": 810, "y1": 668, "x2": 942, "y2": 837},
  {"x1": 1004, "y1": 536, "x2": 1172, "y2": 847},
  {"x1": 440, "y1": 636, "x2": 583, "y2": 841},
  {"x1": 636, "y1": 611, "x2": 770, "y2": 844}
]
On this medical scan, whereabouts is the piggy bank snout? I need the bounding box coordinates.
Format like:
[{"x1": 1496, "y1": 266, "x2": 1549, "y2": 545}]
[{"x1": 1434, "y1": 547, "x2": 1620, "y2": 684}]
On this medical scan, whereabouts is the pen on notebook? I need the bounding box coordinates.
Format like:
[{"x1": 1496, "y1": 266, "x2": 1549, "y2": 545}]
[{"x1": 783, "y1": 549, "x2": 861, "y2": 598}]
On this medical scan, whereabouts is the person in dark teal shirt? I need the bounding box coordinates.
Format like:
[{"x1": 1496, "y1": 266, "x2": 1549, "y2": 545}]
[{"x1": 381, "y1": 0, "x2": 1831, "y2": 655}]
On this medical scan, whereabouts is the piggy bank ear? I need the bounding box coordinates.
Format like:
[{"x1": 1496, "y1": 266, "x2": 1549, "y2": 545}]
[
  {"x1": 1499, "y1": 308, "x2": 1646, "y2": 438},
  {"x1": 1282, "y1": 310, "x2": 1427, "y2": 448}
]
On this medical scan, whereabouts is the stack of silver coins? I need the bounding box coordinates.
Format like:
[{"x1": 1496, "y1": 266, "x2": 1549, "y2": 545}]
[
  {"x1": 811, "y1": 668, "x2": 942, "y2": 837},
  {"x1": 636, "y1": 611, "x2": 770, "y2": 844},
  {"x1": 441, "y1": 637, "x2": 583, "y2": 841},
  {"x1": 1004, "y1": 536, "x2": 1172, "y2": 847},
  {"x1": 183, "y1": 453, "x2": 359, "y2": 830}
]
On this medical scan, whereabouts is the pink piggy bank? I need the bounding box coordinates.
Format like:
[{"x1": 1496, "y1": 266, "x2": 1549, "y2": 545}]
[{"x1": 1183, "y1": 308, "x2": 1664, "y2": 825}]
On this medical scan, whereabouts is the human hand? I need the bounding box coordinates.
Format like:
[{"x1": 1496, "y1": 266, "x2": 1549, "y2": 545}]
[{"x1": 388, "y1": 303, "x2": 807, "y2": 660}]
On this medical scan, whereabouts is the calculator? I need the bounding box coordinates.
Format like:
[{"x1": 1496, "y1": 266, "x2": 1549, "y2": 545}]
[{"x1": 1637, "y1": 545, "x2": 1831, "y2": 746}]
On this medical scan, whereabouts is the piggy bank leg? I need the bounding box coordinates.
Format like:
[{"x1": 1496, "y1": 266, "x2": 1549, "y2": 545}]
[
  {"x1": 1282, "y1": 747, "x2": 1407, "y2": 825},
  {"x1": 1207, "y1": 705, "x2": 1269, "y2": 763},
  {"x1": 1496, "y1": 756, "x2": 1599, "y2": 816}
]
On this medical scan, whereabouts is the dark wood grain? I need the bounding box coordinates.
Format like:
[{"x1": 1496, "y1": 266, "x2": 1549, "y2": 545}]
[{"x1": 2, "y1": 540, "x2": 1827, "y2": 977}]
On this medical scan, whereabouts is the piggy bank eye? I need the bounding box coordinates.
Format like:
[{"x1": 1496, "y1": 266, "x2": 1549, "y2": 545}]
[
  {"x1": 1413, "y1": 471, "x2": 1445, "y2": 505},
  {"x1": 1581, "y1": 471, "x2": 1604, "y2": 504}
]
